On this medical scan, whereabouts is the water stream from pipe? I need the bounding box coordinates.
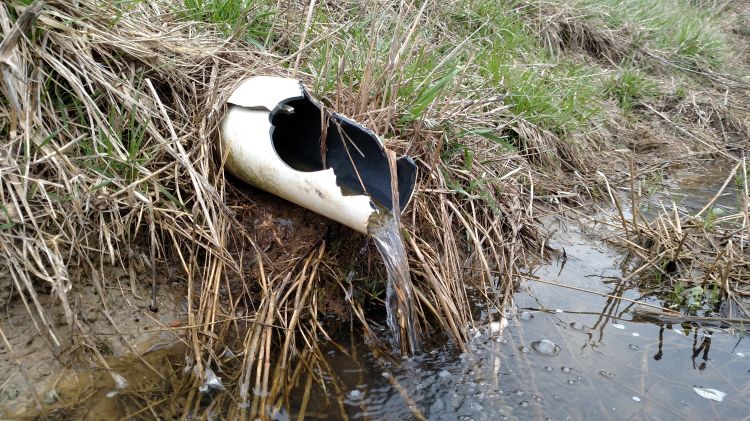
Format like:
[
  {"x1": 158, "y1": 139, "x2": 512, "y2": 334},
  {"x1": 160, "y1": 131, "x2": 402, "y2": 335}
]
[{"x1": 369, "y1": 212, "x2": 420, "y2": 354}]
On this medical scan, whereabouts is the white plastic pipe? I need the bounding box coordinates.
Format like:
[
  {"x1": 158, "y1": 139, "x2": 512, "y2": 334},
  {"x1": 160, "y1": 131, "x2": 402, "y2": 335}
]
[{"x1": 220, "y1": 76, "x2": 414, "y2": 233}]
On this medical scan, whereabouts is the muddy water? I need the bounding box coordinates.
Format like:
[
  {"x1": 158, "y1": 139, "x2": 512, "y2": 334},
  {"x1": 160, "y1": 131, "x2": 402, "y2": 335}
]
[
  {"x1": 370, "y1": 212, "x2": 420, "y2": 355},
  {"x1": 639, "y1": 164, "x2": 744, "y2": 224}
]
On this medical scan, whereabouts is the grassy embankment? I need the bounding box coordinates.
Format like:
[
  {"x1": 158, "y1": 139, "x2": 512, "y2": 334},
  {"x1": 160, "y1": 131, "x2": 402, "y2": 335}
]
[{"x1": 0, "y1": 0, "x2": 747, "y2": 418}]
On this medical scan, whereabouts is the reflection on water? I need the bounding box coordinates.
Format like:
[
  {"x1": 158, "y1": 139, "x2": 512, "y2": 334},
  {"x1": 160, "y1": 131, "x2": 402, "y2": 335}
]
[
  {"x1": 294, "y1": 220, "x2": 749, "y2": 420},
  {"x1": 640, "y1": 165, "x2": 744, "y2": 224},
  {"x1": 8, "y1": 342, "x2": 189, "y2": 419}
]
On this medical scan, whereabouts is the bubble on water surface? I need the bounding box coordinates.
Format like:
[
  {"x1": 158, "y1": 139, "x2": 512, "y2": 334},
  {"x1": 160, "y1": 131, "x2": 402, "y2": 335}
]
[
  {"x1": 612, "y1": 323, "x2": 625, "y2": 329},
  {"x1": 628, "y1": 344, "x2": 640, "y2": 350},
  {"x1": 632, "y1": 396, "x2": 641, "y2": 402},
  {"x1": 489, "y1": 321, "x2": 503, "y2": 333},
  {"x1": 531, "y1": 339, "x2": 560, "y2": 356},
  {"x1": 693, "y1": 387, "x2": 726, "y2": 402},
  {"x1": 112, "y1": 372, "x2": 129, "y2": 389},
  {"x1": 519, "y1": 346, "x2": 531, "y2": 353},
  {"x1": 520, "y1": 311, "x2": 534, "y2": 321},
  {"x1": 569, "y1": 321, "x2": 584, "y2": 330},
  {"x1": 561, "y1": 366, "x2": 573, "y2": 373}
]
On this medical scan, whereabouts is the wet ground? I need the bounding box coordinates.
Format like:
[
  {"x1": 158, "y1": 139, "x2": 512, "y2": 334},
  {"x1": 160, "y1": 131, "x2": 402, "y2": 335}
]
[
  {"x1": 0, "y1": 265, "x2": 187, "y2": 419},
  {"x1": 298, "y1": 219, "x2": 748, "y2": 420},
  {"x1": 289, "y1": 166, "x2": 749, "y2": 420},
  {"x1": 2, "y1": 167, "x2": 747, "y2": 419},
  {"x1": 640, "y1": 163, "x2": 745, "y2": 225}
]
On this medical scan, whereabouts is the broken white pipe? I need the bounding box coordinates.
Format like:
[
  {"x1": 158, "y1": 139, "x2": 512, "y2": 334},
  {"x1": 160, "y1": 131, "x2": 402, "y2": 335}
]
[{"x1": 220, "y1": 76, "x2": 416, "y2": 233}]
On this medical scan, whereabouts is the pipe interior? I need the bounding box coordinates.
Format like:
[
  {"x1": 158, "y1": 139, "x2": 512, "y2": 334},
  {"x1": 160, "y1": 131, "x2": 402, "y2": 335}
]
[{"x1": 269, "y1": 95, "x2": 416, "y2": 212}]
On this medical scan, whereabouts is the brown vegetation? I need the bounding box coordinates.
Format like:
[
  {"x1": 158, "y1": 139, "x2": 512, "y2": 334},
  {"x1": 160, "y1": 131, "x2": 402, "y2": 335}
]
[{"x1": 1, "y1": 0, "x2": 748, "y2": 418}]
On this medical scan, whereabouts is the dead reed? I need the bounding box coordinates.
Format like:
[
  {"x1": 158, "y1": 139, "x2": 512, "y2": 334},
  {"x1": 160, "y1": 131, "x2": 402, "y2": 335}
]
[
  {"x1": 3, "y1": 0, "x2": 747, "y2": 417},
  {"x1": 0, "y1": 0, "x2": 541, "y2": 418},
  {"x1": 597, "y1": 159, "x2": 749, "y2": 322}
]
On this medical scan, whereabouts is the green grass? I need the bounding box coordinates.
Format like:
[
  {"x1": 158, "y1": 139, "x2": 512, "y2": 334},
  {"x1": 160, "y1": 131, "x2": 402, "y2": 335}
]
[
  {"x1": 666, "y1": 282, "x2": 721, "y2": 315},
  {"x1": 401, "y1": 63, "x2": 461, "y2": 124},
  {"x1": 182, "y1": 0, "x2": 276, "y2": 48},
  {"x1": 175, "y1": 0, "x2": 726, "y2": 150},
  {"x1": 576, "y1": 0, "x2": 729, "y2": 69},
  {"x1": 455, "y1": 0, "x2": 608, "y2": 134},
  {"x1": 497, "y1": 62, "x2": 604, "y2": 133},
  {"x1": 702, "y1": 206, "x2": 724, "y2": 230},
  {"x1": 604, "y1": 65, "x2": 657, "y2": 112},
  {"x1": 184, "y1": 0, "x2": 728, "y2": 163},
  {"x1": 196, "y1": 0, "x2": 727, "y2": 149},
  {"x1": 300, "y1": 0, "x2": 612, "y2": 142}
]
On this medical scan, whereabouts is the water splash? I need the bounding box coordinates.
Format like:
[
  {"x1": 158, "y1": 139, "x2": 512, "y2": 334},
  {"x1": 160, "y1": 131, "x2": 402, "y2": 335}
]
[{"x1": 369, "y1": 212, "x2": 420, "y2": 354}]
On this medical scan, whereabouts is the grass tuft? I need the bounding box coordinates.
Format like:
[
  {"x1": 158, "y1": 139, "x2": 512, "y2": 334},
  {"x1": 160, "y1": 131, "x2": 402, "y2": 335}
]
[
  {"x1": 0, "y1": 0, "x2": 544, "y2": 417},
  {"x1": 604, "y1": 65, "x2": 657, "y2": 112},
  {"x1": 576, "y1": 0, "x2": 729, "y2": 69}
]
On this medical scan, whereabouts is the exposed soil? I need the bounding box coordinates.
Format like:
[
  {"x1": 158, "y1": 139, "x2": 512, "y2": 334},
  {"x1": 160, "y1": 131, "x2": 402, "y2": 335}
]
[
  {"x1": 0, "y1": 265, "x2": 184, "y2": 418},
  {"x1": 1, "y1": 181, "x2": 359, "y2": 418},
  {"x1": 223, "y1": 180, "x2": 361, "y2": 311}
]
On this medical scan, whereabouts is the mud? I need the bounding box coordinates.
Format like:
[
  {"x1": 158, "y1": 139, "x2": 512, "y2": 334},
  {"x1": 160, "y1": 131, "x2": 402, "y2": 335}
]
[
  {"x1": 0, "y1": 180, "x2": 367, "y2": 419},
  {"x1": 0, "y1": 264, "x2": 185, "y2": 418}
]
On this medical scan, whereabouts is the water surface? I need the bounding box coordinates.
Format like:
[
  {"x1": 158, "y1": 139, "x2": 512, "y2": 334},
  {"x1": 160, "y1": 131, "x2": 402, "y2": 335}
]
[{"x1": 296, "y1": 217, "x2": 748, "y2": 420}]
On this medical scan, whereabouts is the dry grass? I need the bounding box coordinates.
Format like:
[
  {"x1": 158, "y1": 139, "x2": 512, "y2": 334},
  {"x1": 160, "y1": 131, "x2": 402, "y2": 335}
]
[
  {"x1": 0, "y1": 0, "x2": 542, "y2": 418},
  {"x1": 2, "y1": 0, "x2": 749, "y2": 418},
  {"x1": 586, "y1": 159, "x2": 750, "y2": 323},
  {"x1": 527, "y1": 0, "x2": 632, "y2": 64},
  {"x1": 635, "y1": 161, "x2": 748, "y2": 319}
]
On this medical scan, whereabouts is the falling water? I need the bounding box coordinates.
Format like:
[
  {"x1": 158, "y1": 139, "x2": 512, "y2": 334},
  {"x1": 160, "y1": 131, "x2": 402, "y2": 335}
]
[{"x1": 369, "y1": 212, "x2": 420, "y2": 354}]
